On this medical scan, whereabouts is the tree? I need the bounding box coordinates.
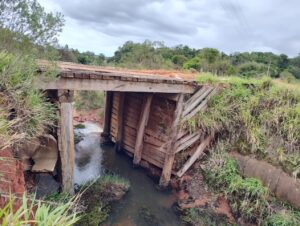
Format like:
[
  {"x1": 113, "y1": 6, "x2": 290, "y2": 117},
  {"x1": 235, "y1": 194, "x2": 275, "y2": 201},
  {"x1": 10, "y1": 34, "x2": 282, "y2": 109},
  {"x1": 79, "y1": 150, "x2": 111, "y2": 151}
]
[{"x1": 0, "y1": 0, "x2": 64, "y2": 45}]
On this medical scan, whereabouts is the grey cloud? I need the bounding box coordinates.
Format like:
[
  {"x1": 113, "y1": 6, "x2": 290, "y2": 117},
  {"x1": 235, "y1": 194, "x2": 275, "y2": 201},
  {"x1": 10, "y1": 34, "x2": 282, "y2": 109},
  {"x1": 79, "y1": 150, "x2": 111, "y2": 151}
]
[{"x1": 39, "y1": 0, "x2": 300, "y2": 56}]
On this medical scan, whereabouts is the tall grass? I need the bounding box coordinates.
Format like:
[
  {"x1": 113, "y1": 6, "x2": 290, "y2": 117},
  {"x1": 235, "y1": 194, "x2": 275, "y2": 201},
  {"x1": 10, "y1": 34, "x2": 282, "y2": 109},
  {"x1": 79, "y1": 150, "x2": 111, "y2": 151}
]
[
  {"x1": 203, "y1": 149, "x2": 300, "y2": 225},
  {"x1": 0, "y1": 193, "x2": 80, "y2": 226},
  {"x1": 0, "y1": 51, "x2": 56, "y2": 148},
  {"x1": 185, "y1": 74, "x2": 300, "y2": 178}
]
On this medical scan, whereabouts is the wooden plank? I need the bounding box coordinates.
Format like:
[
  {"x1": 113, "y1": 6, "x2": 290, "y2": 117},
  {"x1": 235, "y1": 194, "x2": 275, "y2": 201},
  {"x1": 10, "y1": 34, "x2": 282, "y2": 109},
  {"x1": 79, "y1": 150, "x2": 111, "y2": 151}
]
[
  {"x1": 115, "y1": 92, "x2": 125, "y2": 152},
  {"x1": 184, "y1": 86, "x2": 207, "y2": 107},
  {"x1": 176, "y1": 134, "x2": 214, "y2": 177},
  {"x1": 59, "y1": 102, "x2": 74, "y2": 194},
  {"x1": 159, "y1": 94, "x2": 184, "y2": 187},
  {"x1": 182, "y1": 87, "x2": 213, "y2": 116},
  {"x1": 183, "y1": 88, "x2": 216, "y2": 121},
  {"x1": 36, "y1": 78, "x2": 196, "y2": 93},
  {"x1": 133, "y1": 94, "x2": 153, "y2": 165},
  {"x1": 175, "y1": 132, "x2": 201, "y2": 153},
  {"x1": 101, "y1": 91, "x2": 113, "y2": 144},
  {"x1": 144, "y1": 134, "x2": 166, "y2": 148}
]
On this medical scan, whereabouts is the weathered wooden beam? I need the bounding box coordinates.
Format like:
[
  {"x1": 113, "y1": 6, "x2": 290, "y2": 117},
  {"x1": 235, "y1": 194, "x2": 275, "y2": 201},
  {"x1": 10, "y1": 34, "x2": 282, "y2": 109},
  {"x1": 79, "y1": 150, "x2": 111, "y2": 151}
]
[
  {"x1": 36, "y1": 78, "x2": 196, "y2": 94},
  {"x1": 101, "y1": 91, "x2": 113, "y2": 144},
  {"x1": 184, "y1": 86, "x2": 207, "y2": 107},
  {"x1": 159, "y1": 94, "x2": 184, "y2": 187},
  {"x1": 133, "y1": 93, "x2": 153, "y2": 165},
  {"x1": 176, "y1": 134, "x2": 214, "y2": 177},
  {"x1": 182, "y1": 87, "x2": 213, "y2": 116},
  {"x1": 58, "y1": 90, "x2": 74, "y2": 194},
  {"x1": 175, "y1": 132, "x2": 201, "y2": 154},
  {"x1": 115, "y1": 92, "x2": 125, "y2": 152},
  {"x1": 183, "y1": 88, "x2": 216, "y2": 121}
]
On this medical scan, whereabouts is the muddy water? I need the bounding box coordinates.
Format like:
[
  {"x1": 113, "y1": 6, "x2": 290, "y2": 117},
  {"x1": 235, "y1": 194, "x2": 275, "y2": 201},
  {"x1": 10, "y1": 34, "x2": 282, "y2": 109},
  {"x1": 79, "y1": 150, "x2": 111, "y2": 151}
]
[{"x1": 74, "y1": 122, "x2": 181, "y2": 226}]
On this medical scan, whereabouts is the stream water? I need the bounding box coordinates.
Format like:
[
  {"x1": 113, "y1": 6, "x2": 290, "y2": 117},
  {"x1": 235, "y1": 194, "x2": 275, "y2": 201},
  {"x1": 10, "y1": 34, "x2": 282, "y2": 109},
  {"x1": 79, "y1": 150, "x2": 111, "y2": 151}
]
[{"x1": 74, "y1": 122, "x2": 182, "y2": 226}]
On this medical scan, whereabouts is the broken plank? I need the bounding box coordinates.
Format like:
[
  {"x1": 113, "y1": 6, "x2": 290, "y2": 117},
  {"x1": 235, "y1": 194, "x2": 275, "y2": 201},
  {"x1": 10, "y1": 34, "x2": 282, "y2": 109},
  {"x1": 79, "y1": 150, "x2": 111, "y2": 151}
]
[
  {"x1": 176, "y1": 134, "x2": 214, "y2": 177},
  {"x1": 182, "y1": 87, "x2": 213, "y2": 117}
]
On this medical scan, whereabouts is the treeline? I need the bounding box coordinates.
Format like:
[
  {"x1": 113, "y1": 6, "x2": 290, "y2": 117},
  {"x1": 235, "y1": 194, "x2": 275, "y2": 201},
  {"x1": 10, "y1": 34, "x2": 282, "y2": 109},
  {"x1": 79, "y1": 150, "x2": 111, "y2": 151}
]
[{"x1": 58, "y1": 40, "x2": 300, "y2": 81}]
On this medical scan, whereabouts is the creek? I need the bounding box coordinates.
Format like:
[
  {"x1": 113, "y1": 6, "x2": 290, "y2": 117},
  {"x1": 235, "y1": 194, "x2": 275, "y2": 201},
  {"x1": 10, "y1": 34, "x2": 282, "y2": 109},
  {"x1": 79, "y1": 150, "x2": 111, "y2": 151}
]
[{"x1": 74, "y1": 121, "x2": 182, "y2": 226}]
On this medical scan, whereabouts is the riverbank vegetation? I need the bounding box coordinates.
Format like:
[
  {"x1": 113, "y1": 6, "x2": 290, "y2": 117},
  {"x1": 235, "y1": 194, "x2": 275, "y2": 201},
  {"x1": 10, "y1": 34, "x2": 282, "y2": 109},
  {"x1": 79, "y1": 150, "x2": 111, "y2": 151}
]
[
  {"x1": 181, "y1": 75, "x2": 300, "y2": 225},
  {"x1": 76, "y1": 174, "x2": 130, "y2": 226},
  {"x1": 0, "y1": 193, "x2": 80, "y2": 226}
]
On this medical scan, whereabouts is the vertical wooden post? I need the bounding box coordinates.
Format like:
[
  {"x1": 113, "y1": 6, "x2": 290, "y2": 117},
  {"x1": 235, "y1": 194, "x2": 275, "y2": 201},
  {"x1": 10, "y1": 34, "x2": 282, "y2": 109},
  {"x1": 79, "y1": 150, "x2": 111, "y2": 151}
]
[
  {"x1": 58, "y1": 90, "x2": 74, "y2": 194},
  {"x1": 101, "y1": 91, "x2": 113, "y2": 144},
  {"x1": 133, "y1": 93, "x2": 153, "y2": 166},
  {"x1": 115, "y1": 92, "x2": 125, "y2": 152},
  {"x1": 159, "y1": 94, "x2": 184, "y2": 187}
]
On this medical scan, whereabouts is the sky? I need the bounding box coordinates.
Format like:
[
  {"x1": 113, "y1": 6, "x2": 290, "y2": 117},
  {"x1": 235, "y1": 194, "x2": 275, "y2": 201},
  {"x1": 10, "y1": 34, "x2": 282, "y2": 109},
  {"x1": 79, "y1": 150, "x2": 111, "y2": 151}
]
[{"x1": 38, "y1": 0, "x2": 300, "y2": 57}]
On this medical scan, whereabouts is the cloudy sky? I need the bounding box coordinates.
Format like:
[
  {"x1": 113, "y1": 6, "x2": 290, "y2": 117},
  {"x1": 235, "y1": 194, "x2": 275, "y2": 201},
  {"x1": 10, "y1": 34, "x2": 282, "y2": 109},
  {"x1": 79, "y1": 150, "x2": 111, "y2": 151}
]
[{"x1": 38, "y1": 0, "x2": 300, "y2": 57}]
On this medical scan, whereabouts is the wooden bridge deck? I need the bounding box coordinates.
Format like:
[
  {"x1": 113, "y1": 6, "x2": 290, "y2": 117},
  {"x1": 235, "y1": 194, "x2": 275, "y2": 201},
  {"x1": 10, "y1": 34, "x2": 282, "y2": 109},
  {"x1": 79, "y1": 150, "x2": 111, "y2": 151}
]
[{"x1": 37, "y1": 61, "x2": 198, "y2": 93}]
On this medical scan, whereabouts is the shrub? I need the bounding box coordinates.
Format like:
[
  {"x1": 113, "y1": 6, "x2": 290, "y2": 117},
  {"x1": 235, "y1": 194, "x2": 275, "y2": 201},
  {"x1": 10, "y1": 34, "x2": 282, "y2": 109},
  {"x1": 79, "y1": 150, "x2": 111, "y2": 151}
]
[
  {"x1": 74, "y1": 91, "x2": 105, "y2": 111},
  {"x1": 280, "y1": 70, "x2": 296, "y2": 83}
]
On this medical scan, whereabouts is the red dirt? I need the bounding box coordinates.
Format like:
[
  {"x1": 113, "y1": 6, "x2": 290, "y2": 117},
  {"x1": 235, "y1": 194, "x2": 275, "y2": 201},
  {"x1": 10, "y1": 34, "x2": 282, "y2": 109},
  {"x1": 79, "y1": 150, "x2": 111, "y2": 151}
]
[
  {"x1": 0, "y1": 148, "x2": 25, "y2": 195},
  {"x1": 0, "y1": 148, "x2": 26, "y2": 209},
  {"x1": 39, "y1": 60, "x2": 198, "y2": 80},
  {"x1": 73, "y1": 109, "x2": 103, "y2": 126}
]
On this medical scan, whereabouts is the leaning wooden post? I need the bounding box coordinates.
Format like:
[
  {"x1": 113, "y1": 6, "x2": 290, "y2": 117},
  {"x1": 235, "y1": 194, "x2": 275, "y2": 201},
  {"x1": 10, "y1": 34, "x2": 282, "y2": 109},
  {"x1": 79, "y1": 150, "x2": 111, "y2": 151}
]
[
  {"x1": 58, "y1": 90, "x2": 75, "y2": 195},
  {"x1": 133, "y1": 93, "x2": 153, "y2": 166},
  {"x1": 115, "y1": 92, "x2": 125, "y2": 152},
  {"x1": 101, "y1": 91, "x2": 113, "y2": 144},
  {"x1": 159, "y1": 94, "x2": 184, "y2": 187}
]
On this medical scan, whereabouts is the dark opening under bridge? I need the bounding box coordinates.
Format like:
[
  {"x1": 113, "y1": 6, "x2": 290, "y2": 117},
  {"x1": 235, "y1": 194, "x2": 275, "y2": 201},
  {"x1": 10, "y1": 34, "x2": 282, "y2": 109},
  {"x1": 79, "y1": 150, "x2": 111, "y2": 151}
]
[{"x1": 37, "y1": 61, "x2": 216, "y2": 194}]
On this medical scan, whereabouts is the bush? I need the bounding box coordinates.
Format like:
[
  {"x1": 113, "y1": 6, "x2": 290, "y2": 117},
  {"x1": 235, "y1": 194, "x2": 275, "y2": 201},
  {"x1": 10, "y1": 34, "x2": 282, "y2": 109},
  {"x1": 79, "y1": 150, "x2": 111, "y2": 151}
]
[
  {"x1": 74, "y1": 91, "x2": 105, "y2": 111},
  {"x1": 280, "y1": 70, "x2": 296, "y2": 83}
]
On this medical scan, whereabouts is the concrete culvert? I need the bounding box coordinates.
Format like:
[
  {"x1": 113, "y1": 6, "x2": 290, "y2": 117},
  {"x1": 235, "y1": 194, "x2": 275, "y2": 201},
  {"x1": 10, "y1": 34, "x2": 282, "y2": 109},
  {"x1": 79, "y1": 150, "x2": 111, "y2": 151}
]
[{"x1": 230, "y1": 152, "x2": 300, "y2": 210}]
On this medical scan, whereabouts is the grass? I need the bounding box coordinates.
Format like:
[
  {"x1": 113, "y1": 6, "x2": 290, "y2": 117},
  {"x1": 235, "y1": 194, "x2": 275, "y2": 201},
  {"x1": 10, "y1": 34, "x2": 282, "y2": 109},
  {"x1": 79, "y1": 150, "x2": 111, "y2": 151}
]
[
  {"x1": 202, "y1": 146, "x2": 300, "y2": 225},
  {"x1": 76, "y1": 174, "x2": 130, "y2": 226},
  {"x1": 181, "y1": 208, "x2": 231, "y2": 226},
  {"x1": 0, "y1": 51, "x2": 56, "y2": 148},
  {"x1": 185, "y1": 73, "x2": 300, "y2": 178},
  {"x1": 74, "y1": 124, "x2": 86, "y2": 129},
  {"x1": 0, "y1": 193, "x2": 80, "y2": 226}
]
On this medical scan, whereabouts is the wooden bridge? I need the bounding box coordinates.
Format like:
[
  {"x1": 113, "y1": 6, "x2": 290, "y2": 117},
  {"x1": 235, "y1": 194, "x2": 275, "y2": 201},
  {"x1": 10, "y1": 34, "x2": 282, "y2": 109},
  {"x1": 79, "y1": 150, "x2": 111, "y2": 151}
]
[{"x1": 37, "y1": 61, "x2": 216, "y2": 194}]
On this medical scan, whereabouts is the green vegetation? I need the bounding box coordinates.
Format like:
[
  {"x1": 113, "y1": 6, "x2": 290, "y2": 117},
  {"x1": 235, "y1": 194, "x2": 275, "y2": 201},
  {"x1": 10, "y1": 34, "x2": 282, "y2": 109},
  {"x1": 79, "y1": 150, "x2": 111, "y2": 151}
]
[
  {"x1": 0, "y1": 193, "x2": 80, "y2": 226},
  {"x1": 185, "y1": 75, "x2": 300, "y2": 178},
  {"x1": 181, "y1": 75, "x2": 300, "y2": 225},
  {"x1": 76, "y1": 174, "x2": 130, "y2": 226},
  {"x1": 202, "y1": 151, "x2": 300, "y2": 225},
  {"x1": 181, "y1": 208, "x2": 231, "y2": 226},
  {"x1": 0, "y1": 51, "x2": 56, "y2": 148},
  {"x1": 74, "y1": 91, "x2": 105, "y2": 111},
  {"x1": 74, "y1": 124, "x2": 86, "y2": 129}
]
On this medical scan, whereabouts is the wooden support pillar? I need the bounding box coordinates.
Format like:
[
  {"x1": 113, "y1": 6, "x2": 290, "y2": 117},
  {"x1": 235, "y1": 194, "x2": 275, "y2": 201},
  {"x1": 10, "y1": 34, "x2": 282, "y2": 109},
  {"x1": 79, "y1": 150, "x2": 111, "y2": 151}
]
[
  {"x1": 58, "y1": 90, "x2": 75, "y2": 194},
  {"x1": 115, "y1": 92, "x2": 125, "y2": 152},
  {"x1": 133, "y1": 93, "x2": 153, "y2": 166},
  {"x1": 101, "y1": 91, "x2": 113, "y2": 144},
  {"x1": 159, "y1": 94, "x2": 184, "y2": 187}
]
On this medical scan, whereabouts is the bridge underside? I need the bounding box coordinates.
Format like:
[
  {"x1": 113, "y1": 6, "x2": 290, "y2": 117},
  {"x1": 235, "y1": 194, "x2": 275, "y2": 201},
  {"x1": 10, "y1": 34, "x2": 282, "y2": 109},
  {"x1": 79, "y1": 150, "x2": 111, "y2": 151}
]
[{"x1": 39, "y1": 62, "x2": 215, "y2": 194}]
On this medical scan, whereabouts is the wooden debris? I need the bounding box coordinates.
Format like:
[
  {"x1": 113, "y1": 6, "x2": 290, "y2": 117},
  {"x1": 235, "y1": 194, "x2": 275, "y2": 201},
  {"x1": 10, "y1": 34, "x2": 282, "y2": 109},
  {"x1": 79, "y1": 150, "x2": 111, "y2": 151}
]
[{"x1": 176, "y1": 134, "x2": 214, "y2": 177}]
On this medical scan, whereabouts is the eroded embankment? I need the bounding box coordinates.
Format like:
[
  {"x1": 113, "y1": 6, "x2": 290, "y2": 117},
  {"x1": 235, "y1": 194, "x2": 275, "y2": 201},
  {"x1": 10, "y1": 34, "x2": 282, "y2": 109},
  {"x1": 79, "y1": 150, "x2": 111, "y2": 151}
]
[{"x1": 177, "y1": 76, "x2": 300, "y2": 225}]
